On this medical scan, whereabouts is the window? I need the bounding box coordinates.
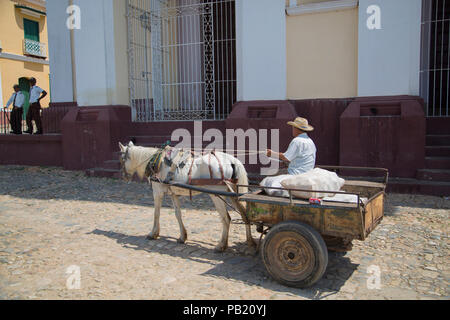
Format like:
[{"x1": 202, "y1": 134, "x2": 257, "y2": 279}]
[
  {"x1": 127, "y1": 0, "x2": 236, "y2": 121},
  {"x1": 420, "y1": 0, "x2": 450, "y2": 117},
  {"x1": 23, "y1": 18, "x2": 39, "y2": 42}
]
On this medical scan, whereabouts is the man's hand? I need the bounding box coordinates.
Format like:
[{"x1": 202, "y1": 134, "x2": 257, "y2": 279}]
[{"x1": 267, "y1": 149, "x2": 290, "y2": 163}]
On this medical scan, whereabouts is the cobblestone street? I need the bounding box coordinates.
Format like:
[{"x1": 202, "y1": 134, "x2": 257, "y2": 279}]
[{"x1": 0, "y1": 166, "x2": 448, "y2": 300}]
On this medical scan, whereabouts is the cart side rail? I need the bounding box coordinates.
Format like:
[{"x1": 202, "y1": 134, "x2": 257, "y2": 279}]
[{"x1": 316, "y1": 166, "x2": 389, "y2": 185}]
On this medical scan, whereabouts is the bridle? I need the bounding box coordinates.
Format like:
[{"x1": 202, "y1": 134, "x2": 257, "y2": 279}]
[
  {"x1": 119, "y1": 147, "x2": 133, "y2": 181},
  {"x1": 119, "y1": 145, "x2": 172, "y2": 183}
]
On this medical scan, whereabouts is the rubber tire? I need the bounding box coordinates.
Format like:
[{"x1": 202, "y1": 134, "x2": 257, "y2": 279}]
[{"x1": 261, "y1": 221, "x2": 328, "y2": 288}]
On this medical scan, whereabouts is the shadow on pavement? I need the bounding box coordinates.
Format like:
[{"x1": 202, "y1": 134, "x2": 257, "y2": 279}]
[{"x1": 91, "y1": 229, "x2": 359, "y2": 300}]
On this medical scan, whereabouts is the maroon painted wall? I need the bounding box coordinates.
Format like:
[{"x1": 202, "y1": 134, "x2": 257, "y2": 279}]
[
  {"x1": 0, "y1": 135, "x2": 63, "y2": 167},
  {"x1": 61, "y1": 105, "x2": 131, "y2": 170},
  {"x1": 225, "y1": 101, "x2": 298, "y2": 173},
  {"x1": 0, "y1": 96, "x2": 428, "y2": 182},
  {"x1": 340, "y1": 96, "x2": 426, "y2": 178},
  {"x1": 290, "y1": 98, "x2": 353, "y2": 166}
]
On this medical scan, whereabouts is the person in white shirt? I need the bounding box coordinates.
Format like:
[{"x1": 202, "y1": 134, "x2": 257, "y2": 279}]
[
  {"x1": 5, "y1": 85, "x2": 25, "y2": 135},
  {"x1": 25, "y1": 77, "x2": 47, "y2": 135},
  {"x1": 261, "y1": 117, "x2": 317, "y2": 196}
]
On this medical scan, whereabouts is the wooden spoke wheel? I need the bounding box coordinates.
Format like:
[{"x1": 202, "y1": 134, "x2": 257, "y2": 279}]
[{"x1": 261, "y1": 221, "x2": 328, "y2": 288}]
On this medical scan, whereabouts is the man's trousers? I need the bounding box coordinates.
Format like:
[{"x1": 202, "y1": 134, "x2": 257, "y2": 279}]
[
  {"x1": 10, "y1": 107, "x2": 23, "y2": 134},
  {"x1": 26, "y1": 102, "x2": 43, "y2": 134}
]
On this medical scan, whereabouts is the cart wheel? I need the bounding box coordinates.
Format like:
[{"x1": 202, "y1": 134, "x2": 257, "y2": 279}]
[{"x1": 261, "y1": 221, "x2": 328, "y2": 288}]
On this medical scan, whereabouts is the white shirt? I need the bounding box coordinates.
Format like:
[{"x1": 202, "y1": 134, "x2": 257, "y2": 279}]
[
  {"x1": 5, "y1": 91, "x2": 25, "y2": 108},
  {"x1": 29, "y1": 85, "x2": 44, "y2": 103},
  {"x1": 284, "y1": 133, "x2": 317, "y2": 175}
]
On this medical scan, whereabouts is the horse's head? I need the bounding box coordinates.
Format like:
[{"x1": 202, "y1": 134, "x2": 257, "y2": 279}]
[{"x1": 119, "y1": 141, "x2": 135, "y2": 182}]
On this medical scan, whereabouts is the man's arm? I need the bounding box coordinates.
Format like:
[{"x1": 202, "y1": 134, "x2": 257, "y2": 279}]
[
  {"x1": 266, "y1": 149, "x2": 290, "y2": 163},
  {"x1": 38, "y1": 90, "x2": 48, "y2": 102},
  {"x1": 4, "y1": 94, "x2": 14, "y2": 109}
]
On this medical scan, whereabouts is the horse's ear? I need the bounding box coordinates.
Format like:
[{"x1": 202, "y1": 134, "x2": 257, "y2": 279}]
[{"x1": 119, "y1": 142, "x2": 125, "y2": 152}]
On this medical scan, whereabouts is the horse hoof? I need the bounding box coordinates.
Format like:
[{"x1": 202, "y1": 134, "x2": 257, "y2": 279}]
[
  {"x1": 214, "y1": 245, "x2": 227, "y2": 253},
  {"x1": 177, "y1": 238, "x2": 186, "y2": 244},
  {"x1": 146, "y1": 234, "x2": 159, "y2": 240},
  {"x1": 247, "y1": 239, "x2": 257, "y2": 248}
]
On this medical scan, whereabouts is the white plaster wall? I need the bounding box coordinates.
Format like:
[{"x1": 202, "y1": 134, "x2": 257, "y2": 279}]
[
  {"x1": 71, "y1": 0, "x2": 117, "y2": 106},
  {"x1": 236, "y1": 0, "x2": 287, "y2": 101},
  {"x1": 47, "y1": 0, "x2": 74, "y2": 103},
  {"x1": 358, "y1": 0, "x2": 422, "y2": 97}
]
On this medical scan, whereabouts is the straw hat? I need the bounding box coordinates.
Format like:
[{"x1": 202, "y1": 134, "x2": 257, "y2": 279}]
[{"x1": 287, "y1": 117, "x2": 314, "y2": 132}]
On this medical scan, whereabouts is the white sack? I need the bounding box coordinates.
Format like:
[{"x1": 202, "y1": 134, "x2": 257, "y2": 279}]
[
  {"x1": 280, "y1": 168, "x2": 345, "y2": 200},
  {"x1": 260, "y1": 174, "x2": 292, "y2": 197}
]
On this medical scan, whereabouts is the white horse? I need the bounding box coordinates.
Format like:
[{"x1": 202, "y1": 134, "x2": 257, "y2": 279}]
[{"x1": 118, "y1": 142, "x2": 256, "y2": 252}]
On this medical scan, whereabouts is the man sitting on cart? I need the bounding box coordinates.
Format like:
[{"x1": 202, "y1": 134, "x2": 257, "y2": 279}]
[{"x1": 262, "y1": 117, "x2": 317, "y2": 196}]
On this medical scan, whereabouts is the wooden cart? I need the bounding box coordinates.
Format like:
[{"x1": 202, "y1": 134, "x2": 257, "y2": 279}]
[
  {"x1": 165, "y1": 166, "x2": 388, "y2": 288},
  {"x1": 238, "y1": 166, "x2": 388, "y2": 288}
]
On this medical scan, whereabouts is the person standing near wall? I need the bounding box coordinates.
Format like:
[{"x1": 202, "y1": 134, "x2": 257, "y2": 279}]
[
  {"x1": 5, "y1": 85, "x2": 25, "y2": 135},
  {"x1": 25, "y1": 78, "x2": 47, "y2": 135}
]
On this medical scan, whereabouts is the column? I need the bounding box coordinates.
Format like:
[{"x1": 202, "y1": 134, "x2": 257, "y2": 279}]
[
  {"x1": 358, "y1": 0, "x2": 422, "y2": 97},
  {"x1": 235, "y1": 0, "x2": 287, "y2": 101}
]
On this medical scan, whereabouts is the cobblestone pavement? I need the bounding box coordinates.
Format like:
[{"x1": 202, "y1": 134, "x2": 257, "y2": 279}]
[{"x1": 0, "y1": 166, "x2": 448, "y2": 300}]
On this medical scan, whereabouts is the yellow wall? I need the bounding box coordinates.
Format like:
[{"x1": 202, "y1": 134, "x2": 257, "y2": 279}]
[
  {"x1": 0, "y1": 0, "x2": 50, "y2": 107},
  {"x1": 0, "y1": 58, "x2": 50, "y2": 104},
  {"x1": 286, "y1": 7, "x2": 358, "y2": 99}
]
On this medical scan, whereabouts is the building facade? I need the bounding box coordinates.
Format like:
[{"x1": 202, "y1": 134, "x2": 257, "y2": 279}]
[
  {"x1": 1, "y1": 0, "x2": 449, "y2": 196},
  {"x1": 0, "y1": 0, "x2": 50, "y2": 113},
  {"x1": 48, "y1": 0, "x2": 448, "y2": 117}
]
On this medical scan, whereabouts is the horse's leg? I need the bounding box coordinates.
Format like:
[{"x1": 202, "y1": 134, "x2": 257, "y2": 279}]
[
  {"x1": 245, "y1": 223, "x2": 257, "y2": 248},
  {"x1": 147, "y1": 184, "x2": 164, "y2": 240},
  {"x1": 210, "y1": 195, "x2": 231, "y2": 252},
  {"x1": 228, "y1": 197, "x2": 257, "y2": 249},
  {"x1": 171, "y1": 194, "x2": 187, "y2": 244}
]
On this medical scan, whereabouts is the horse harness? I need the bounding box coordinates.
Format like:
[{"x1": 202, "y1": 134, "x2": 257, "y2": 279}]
[
  {"x1": 145, "y1": 148, "x2": 238, "y2": 186},
  {"x1": 186, "y1": 150, "x2": 238, "y2": 186}
]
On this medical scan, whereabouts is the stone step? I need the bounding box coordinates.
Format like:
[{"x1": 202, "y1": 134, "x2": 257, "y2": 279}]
[
  {"x1": 426, "y1": 146, "x2": 450, "y2": 157},
  {"x1": 417, "y1": 169, "x2": 450, "y2": 182},
  {"x1": 426, "y1": 117, "x2": 450, "y2": 135},
  {"x1": 426, "y1": 135, "x2": 450, "y2": 146},
  {"x1": 131, "y1": 136, "x2": 213, "y2": 148},
  {"x1": 132, "y1": 136, "x2": 173, "y2": 145},
  {"x1": 103, "y1": 160, "x2": 121, "y2": 170},
  {"x1": 387, "y1": 178, "x2": 450, "y2": 197},
  {"x1": 85, "y1": 168, "x2": 121, "y2": 179},
  {"x1": 425, "y1": 157, "x2": 450, "y2": 170}
]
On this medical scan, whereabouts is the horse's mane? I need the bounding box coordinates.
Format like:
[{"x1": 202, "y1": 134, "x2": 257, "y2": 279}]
[{"x1": 128, "y1": 146, "x2": 159, "y2": 180}]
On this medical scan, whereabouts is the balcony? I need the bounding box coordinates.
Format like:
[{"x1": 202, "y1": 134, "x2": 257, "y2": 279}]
[{"x1": 23, "y1": 39, "x2": 47, "y2": 58}]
